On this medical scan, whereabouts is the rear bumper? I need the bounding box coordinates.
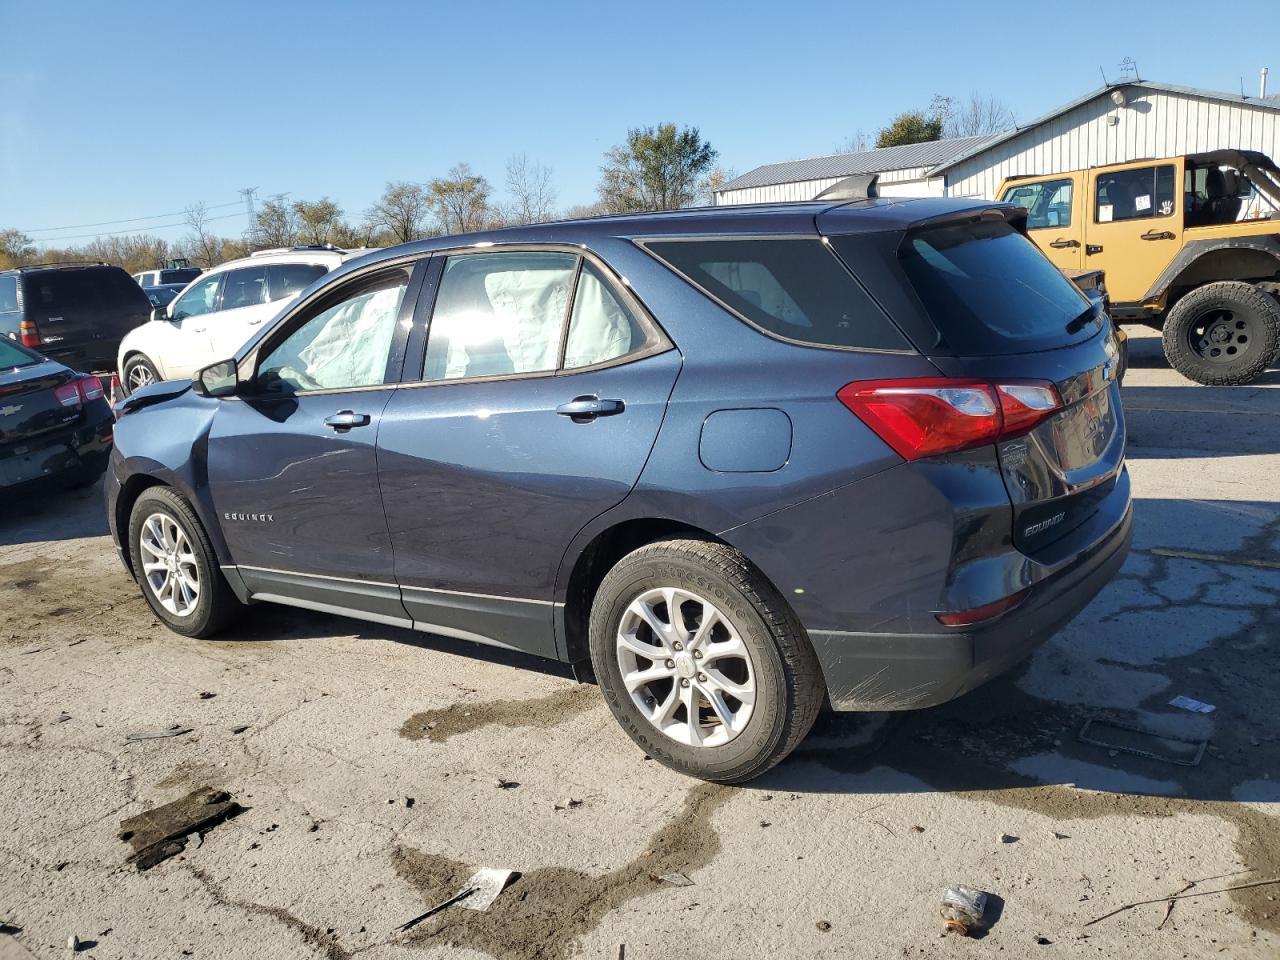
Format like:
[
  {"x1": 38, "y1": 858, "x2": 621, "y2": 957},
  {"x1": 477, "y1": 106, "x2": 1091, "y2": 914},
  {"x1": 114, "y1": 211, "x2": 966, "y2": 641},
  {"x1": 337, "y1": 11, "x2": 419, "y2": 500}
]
[
  {"x1": 812, "y1": 499, "x2": 1132, "y2": 711},
  {"x1": 0, "y1": 399, "x2": 114, "y2": 494}
]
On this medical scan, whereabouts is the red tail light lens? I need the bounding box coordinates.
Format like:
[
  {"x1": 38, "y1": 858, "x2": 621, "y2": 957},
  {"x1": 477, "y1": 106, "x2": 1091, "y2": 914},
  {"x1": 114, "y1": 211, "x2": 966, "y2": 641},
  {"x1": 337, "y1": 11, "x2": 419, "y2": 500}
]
[
  {"x1": 75, "y1": 374, "x2": 104, "y2": 403},
  {"x1": 19, "y1": 319, "x2": 40, "y2": 348},
  {"x1": 838, "y1": 377, "x2": 1062, "y2": 461},
  {"x1": 53, "y1": 381, "x2": 82, "y2": 407}
]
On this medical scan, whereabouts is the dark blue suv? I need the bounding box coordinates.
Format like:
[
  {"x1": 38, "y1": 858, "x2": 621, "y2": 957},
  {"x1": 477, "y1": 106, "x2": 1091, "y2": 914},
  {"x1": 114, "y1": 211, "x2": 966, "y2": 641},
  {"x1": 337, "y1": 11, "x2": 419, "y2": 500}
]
[{"x1": 105, "y1": 198, "x2": 1131, "y2": 782}]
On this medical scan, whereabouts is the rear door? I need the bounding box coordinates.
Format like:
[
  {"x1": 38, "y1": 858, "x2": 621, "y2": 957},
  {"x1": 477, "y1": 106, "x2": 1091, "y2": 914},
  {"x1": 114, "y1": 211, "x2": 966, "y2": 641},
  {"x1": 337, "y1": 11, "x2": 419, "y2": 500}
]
[
  {"x1": 1084, "y1": 159, "x2": 1183, "y2": 304},
  {"x1": 376, "y1": 249, "x2": 678, "y2": 657},
  {"x1": 205, "y1": 261, "x2": 422, "y2": 622},
  {"x1": 999, "y1": 174, "x2": 1084, "y2": 271}
]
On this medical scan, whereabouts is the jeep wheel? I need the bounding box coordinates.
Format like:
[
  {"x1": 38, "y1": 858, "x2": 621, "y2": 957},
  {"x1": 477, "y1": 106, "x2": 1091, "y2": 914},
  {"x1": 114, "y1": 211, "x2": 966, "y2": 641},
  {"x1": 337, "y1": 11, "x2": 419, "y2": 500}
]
[
  {"x1": 588, "y1": 539, "x2": 823, "y2": 783},
  {"x1": 1162, "y1": 281, "x2": 1280, "y2": 385},
  {"x1": 122, "y1": 355, "x2": 160, "y2": 396},
  {"x1": 128, "y1": 487, "x2": 243, "y2": 638}
]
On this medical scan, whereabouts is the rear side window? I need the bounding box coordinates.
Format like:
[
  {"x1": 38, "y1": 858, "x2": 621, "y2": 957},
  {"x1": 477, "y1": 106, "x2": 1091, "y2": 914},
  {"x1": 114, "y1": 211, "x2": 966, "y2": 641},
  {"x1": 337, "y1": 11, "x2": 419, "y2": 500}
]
[
  {"x1": 267, "y1": 263, "x2": 327, "y2": 302},
  {"x1": 1095, "y1": 165, "x2": 1176, "y2": 222},
  {"x1": 0, "y1": 276, "x2": 18, "y2": 313},
  {"x1": 890, "y1": 220, "x2": 1096, "y2": 355},
  {"x1": 644, "y1": 238, "x2": 910, "y2": 351}
]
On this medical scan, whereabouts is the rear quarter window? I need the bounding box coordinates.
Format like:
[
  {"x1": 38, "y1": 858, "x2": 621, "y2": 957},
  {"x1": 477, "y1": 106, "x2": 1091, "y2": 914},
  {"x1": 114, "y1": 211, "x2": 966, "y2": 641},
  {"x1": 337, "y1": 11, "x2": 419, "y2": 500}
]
[
  {"x1": 857, "y1": 220, "x2": 1099, "y2": 356},
  {"x1": 643, "y1": 238, "x2": 911, "y2": 351}
]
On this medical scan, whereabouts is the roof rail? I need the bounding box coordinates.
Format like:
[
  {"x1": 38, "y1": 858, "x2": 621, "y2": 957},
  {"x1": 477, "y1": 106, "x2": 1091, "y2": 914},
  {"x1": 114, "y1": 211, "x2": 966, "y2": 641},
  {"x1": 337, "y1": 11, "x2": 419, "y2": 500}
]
[
  {"x1": 814, "y1": 174, "x2": 879, "y2": 201},
  {"x1": 11, "y1": 260, "x2": 110, "y2": 271},
  {"x1": 248, "y1": 244, "x2": 345, "y2": 257}
]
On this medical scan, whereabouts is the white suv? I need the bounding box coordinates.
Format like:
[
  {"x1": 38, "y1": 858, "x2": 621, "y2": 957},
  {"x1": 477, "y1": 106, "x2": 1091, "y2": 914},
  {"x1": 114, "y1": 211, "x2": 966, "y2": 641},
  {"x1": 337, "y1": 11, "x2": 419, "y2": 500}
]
[{"x1": 117, "y1": 247, "x2": 357, "y2": 394}]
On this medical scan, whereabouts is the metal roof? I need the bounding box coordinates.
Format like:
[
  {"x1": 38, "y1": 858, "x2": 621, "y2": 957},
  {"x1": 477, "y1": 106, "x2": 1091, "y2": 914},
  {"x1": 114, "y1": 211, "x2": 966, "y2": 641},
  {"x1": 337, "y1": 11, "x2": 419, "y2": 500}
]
[
  {"x1": 930, "y1": 80, "x2": 1280, "y2": 176},
  {"x1": 716, "y1": 134, "x2": 999, "y2": 193}
]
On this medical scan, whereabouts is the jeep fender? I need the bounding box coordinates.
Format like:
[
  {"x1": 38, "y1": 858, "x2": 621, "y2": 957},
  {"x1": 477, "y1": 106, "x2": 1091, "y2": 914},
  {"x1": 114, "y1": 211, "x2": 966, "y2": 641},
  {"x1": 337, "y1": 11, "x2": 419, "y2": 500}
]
[{"x1": 1142, "y1": 235, "x2": 1280, "y2": 305}]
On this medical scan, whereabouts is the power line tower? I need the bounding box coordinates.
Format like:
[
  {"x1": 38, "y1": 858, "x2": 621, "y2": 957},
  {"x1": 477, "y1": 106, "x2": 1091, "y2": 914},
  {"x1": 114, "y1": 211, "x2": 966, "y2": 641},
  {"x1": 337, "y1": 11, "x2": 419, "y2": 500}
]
[{"x1": 239, "y1": 187, "x2": 258, "y2": 249}]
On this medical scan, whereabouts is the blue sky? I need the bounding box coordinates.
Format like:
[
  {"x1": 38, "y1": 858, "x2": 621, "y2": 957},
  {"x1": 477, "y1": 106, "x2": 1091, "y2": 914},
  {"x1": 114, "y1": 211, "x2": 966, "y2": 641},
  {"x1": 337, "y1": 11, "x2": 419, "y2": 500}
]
[{"x1": 3, "y1": 0, "x2": 1278, "y2": 246}]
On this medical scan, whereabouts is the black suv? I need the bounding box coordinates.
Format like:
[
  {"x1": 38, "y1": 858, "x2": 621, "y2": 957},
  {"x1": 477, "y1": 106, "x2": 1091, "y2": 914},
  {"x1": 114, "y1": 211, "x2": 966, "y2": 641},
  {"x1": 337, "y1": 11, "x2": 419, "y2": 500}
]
[{"x1": 0, "y1": 263, "x2": 152, "y2": 371}]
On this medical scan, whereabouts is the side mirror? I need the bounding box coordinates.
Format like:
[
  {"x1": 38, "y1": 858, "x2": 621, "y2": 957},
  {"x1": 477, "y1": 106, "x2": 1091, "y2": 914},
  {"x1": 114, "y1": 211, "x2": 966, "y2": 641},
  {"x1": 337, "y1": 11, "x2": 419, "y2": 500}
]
[
  {"x1": 150, "y1": 306, "x2": 173, "y2": 324},
  {"x1": 193, "y1": 359, "x2": 239, "y2": 398}
]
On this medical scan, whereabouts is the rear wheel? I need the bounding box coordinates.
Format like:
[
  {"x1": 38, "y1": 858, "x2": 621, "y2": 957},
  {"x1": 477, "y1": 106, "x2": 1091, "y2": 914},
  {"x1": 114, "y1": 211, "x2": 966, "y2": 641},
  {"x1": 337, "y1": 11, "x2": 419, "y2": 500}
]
[
  {"x1": 1162, "y1": 281, "x2": 1280, "y2": 385},
  {"x1": 128, "y1": 487, "x2": 242, "y2": 637},
  {"x1": 122, "y1": 355, "x2": 159, "y2": 396},
  {"x1": 589, "y1": 539, "x2": 823, "y2": 783}
]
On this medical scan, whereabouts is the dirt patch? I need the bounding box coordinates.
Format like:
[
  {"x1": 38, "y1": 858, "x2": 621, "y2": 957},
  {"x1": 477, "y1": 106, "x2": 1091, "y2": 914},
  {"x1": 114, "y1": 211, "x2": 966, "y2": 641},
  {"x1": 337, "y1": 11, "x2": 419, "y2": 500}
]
[
  {"x1": 400, "y1": 684, "x2": 599, "y2": 743},
  {"x1": 0, "y1": 554, "x2": 149, "y2": 645},
  {"x1": 392, "y1": 781, "x2": 732, "y2": 960},
  {"x1": 156, "y1": 760, "x2": 229, "y2": 791},
  {"x1": 190, "y1": 867, "x2": 349, "y2": 960}
]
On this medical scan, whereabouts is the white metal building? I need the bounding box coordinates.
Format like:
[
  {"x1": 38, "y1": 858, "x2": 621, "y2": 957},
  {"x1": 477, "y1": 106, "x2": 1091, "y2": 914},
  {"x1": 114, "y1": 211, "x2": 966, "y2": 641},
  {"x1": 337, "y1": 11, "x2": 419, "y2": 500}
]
[
  {"x1": 713, "y1": 135, "x2": 994, "y2": 205},
  {"x1": 935, "y1": 81, "x2": 1280, "y2": 199}
]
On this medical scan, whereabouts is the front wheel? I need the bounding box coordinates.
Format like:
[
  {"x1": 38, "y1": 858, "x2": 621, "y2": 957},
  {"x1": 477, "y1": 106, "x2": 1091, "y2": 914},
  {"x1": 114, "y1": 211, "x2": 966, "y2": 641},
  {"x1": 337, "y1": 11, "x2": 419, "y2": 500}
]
[
  {"x1": 1162, "y1": 281, "x2": 1280, "y2": 385},
  {"x1": 122, "y1": 355, "x2": 160, "y2": 396},
  {"x1": 588, "y1": 539, "x2": 823, "y2": 783},
  {"x1": 128, "y1": 487, "x2": 242, "y2": 637}
]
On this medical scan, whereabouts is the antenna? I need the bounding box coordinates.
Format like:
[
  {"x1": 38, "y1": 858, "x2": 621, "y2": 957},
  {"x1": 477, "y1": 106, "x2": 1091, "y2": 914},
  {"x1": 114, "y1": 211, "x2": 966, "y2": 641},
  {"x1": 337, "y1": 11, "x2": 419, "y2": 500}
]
[{"x1": 1099, "y1": 65, "x2": 1109, "y2": 86}]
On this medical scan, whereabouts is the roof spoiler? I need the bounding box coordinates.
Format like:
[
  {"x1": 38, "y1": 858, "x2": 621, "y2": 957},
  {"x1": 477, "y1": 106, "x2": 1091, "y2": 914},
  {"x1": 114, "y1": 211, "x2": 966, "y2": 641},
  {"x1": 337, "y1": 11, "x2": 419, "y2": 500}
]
[{"x1": 814, "y1": 174, "x2": 879, "y2": 201}]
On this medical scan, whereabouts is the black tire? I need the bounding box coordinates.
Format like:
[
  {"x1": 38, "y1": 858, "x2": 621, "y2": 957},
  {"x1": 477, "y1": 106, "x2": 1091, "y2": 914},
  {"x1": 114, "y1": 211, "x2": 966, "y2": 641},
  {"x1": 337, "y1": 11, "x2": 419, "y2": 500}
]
[
  {"x1": 1162, "y1": 281, "x2": 1280, "y2": 385},
  {"x1": 122, "y1": 354, "x2": 160, "y2": 397},
  {"x1": 588, "y1": 538, "x2": 823, "y2": 783},
  {"x1": 128, "y1": 486, "x2": 242, "y2": 638}
]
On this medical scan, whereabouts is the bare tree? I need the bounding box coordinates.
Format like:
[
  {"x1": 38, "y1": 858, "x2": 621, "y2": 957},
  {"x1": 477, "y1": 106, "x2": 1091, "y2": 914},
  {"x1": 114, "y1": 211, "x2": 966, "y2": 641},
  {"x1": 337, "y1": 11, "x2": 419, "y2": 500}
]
[
  {"x1": 183, "y1": 203, "x2": 222, "y2": 269},
  {"x1": 504, "y1": 154, "x2": 557, "y2": 225},
  {"x1": 428, "y1": 163, "x2": 495, "y2": 234},
  {"x1": 366, "y1": 181, "x2": 429, "y2": 244},
  {"x1": 0, "y1": 228, "x2": 35, "y2": 268},
  {"x1": 835, "y1": 130, "x2": 872, "y2": 154},
  {"x1": 701, "y1": 165, "x2": 738, "y2": 205},
  {"x1": 941, "y1": 93, "x2": 1014, "y2": 138}
]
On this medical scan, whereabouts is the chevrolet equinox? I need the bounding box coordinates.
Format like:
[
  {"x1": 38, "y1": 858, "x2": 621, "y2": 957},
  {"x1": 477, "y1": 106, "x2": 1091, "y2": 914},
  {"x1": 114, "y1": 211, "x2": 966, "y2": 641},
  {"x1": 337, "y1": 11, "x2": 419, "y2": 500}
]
[{"x1": 105, "y1": 197, "x2": 1132, "y2": 782}]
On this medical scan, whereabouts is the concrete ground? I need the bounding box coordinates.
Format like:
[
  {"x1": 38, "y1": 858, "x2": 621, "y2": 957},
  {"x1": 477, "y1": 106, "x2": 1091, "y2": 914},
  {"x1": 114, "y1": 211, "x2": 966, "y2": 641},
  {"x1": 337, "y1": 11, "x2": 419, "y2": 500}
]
[{"x1": 1, "y1": 327, "x2": 1278, "y2": 960}]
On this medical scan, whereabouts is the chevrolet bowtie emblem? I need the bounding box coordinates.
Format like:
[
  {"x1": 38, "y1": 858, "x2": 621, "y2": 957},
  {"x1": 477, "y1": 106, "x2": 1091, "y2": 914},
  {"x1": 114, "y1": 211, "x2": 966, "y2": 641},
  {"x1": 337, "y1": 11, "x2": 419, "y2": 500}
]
[{"x1": 0, "y1": 405, "x2": 21, "y2": 417}]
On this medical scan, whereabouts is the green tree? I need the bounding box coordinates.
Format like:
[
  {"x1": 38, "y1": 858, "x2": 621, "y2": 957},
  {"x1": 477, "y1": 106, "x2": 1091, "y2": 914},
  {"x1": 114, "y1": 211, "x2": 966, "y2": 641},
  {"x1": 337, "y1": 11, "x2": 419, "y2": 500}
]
[
  {"x1": 254, "y1": 197, "x2": 297, "y2": 248},
  {"x1": 428, "y1": 163, "x2": 494, "y2": 234},
  {"x1": 875, "y1": 108, "x2": 944, "y2": 148},
  {"x1": 598, "y1": 123, "x2": 718, "y2": 213},
  {"x1": 292, "y1": 197, "x2": 344, "y2": 246},
  {"x1": 0, "y1": 229, "x2": 35, "y2": 268},
  {"x1": 366, "y1": 181, "x2": 429, "y2": 244}
]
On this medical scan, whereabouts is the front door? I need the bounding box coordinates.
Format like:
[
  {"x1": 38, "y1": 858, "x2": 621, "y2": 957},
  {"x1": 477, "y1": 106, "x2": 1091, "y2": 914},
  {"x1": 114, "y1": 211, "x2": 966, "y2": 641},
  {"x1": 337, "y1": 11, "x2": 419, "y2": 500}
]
[
  {"x1": 376, "y1": 250, "x2": 680, "y2": 657},
  {"x1": 205, "y1": 262, "x2": 421, "y2": 623},
  {"x1": 1001, "y1": 173, "x2": 1084, "y2": 271},
  {"x1": 1084, "y1": 159, "x2": 1184, "y2": 305},
  {"x1": 164, "y1": 272, "x2": 225, "y2": 379}
]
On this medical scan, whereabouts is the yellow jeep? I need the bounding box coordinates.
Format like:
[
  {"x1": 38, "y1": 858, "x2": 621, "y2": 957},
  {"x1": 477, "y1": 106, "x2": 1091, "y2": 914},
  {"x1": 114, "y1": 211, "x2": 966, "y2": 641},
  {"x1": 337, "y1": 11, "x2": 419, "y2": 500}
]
[{"x1": 999, "y1": 149, "x2": 1280, "y2": 385}]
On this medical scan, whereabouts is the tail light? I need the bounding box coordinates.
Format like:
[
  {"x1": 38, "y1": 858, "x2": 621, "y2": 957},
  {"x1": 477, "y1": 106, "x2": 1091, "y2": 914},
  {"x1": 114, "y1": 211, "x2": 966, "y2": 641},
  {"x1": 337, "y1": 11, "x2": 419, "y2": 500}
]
[
  {"x1": 53, "y1": 381, "x2": 82, "y2": 407},
  {"x1": 837, "y1": 377, "x2": 1062, "y2": 461},
  {"x1": 19, "y1": 319, "x2": 40, "y2": 348},
  {"x1": 76, "y1": 374, "x2": 104, "y2": 402}
]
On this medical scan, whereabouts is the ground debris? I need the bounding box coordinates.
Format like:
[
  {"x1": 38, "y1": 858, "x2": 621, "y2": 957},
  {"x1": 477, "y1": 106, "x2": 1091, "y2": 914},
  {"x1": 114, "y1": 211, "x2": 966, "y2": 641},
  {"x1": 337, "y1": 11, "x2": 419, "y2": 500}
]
[
  {"x1": 496, "y1": 778, "x2": 519, "y2": 790},
  {"x1": 1085, "y1": 874, "x2": 1280, "y2": 927},
  {"x1": 655, "y1": 872, "x2": 694, "y2": 887},
  {"x1": 125, "y1": 724, "x2": 192, "y2": 743},
  {"x1": 118, "y1": 787, "x2": 243, "y2": 870},
  {"x1": 395, "y1": 867, "x2": 516, "y2": 933}
]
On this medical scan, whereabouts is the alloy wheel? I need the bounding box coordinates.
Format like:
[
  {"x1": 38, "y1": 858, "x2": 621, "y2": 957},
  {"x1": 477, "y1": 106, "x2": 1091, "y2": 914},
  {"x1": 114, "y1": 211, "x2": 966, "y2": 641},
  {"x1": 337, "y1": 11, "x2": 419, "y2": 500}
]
[
  {"x1": 615, "y1": 587, "x2": 756, "y2": 748},
  {"x1": 127, "y1": 362, "x2": 156, "y2": 393},
  {"x1": 139, "y1": 512, "x2": 200, "y2": 617}
]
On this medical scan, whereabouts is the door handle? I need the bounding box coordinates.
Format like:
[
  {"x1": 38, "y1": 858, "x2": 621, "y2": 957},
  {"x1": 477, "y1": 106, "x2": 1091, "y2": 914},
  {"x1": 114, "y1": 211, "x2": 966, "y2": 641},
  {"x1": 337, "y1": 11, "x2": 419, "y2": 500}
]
[
  {"x1": 1049, "y1": 238, "x2": 1080, "y2": 249},
  {"x1": 556, "y1": 395, "x2": 625, "y2": 422},
  {"x1": 1141, "y1": 230, "x2": 1176, "y2": 240},
  {"x1": 1085, "y1": 244, "x2": 1103, "y2": 255},
  {"x1": 324, "y1": 410, "x2": 371, "y2": 430}
]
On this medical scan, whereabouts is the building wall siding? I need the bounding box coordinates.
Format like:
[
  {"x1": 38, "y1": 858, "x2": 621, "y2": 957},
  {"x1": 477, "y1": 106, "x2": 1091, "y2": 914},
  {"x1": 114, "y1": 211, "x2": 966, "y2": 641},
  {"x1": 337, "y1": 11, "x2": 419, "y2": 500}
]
[{"x1": 943, "y1": 90, "x2": 1280, "y2": 199}]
